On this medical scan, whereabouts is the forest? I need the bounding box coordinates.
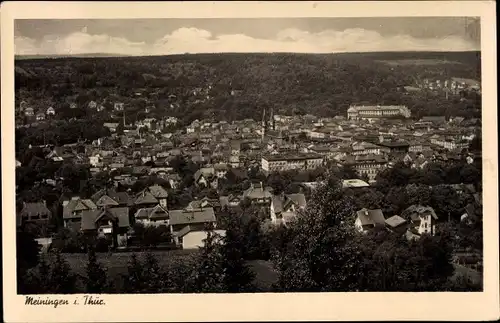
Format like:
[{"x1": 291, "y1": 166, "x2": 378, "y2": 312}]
[{"x1": 15, "y1": 51, "x2": 481, "y2": 126}]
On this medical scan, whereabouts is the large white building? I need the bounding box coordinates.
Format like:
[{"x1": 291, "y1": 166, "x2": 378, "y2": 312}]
[
  {"x1": 261, "y1": 153, "x2": 324, "y2": 172},
  {"x1": 347, "y1": 105, "x2": 411, "y2": 120}
]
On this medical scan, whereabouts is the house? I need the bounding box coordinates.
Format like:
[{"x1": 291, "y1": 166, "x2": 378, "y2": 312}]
[
  {"x1": 91, "y1": 188, "x2": 132, "y2": 207},
  {"x1": 36, "y1": 112, "x2": 46, "y2": 121},
  {"x1": 213, "y1": 163, "x2": 229, "y2": 178},
  {"x1": 62, "y1": 197, "x2": 98, "y2": 228},
  {"x1": 70, "y1": 103, "x2": 77, "y2": 109},
  {"x1": 270, "y1": 193, "x2": 307, "y2": 225},
  {"x1": 342, "y1": 179, "x2": 370, "y2": 189},
  {"x1": 19, "y1": 201, "x2": 52, "y2": 224},
  {"x1": 354, "y1": 208, "x2": 385, "y2": 233},
  {"x1": 219, "y1": 195, "x2": 243, "y2": 209},
  {"x1": 242, "y1": 182, "x2": 273, "y2": 205},
  {"x1": 186, "y1": 197, "x2": 221, "y2": 211},
  {"x1": 166, "y1": 173, "x2": 181, "y2": 189},
  {"x1": 402, "y1": 205, "x2": 439, "y2": 237},
  {"x1": 135, "y1": 204, "x2": 170, "y2": 227},
  {"x1": 384, "y1": 215, "x2": 408, "y2": 235},
  {"x1": 169, "y1": 207, "x2": 217, "y2": 247},
  {"x1": 114, "y1": 102, "x2": 125, "y2": 111},
  {"x1": 24, "y1": 107, "x2": 35, "y2": 117},
  {"x1": 147, "y1": 184, "x2": 169, "y2": 207},
  {"x1": 80, "y1": 207, "x2": 130, "y2": 248},
  {"x1": 176, "y1": 226, "x2": 226, "y2": 249},
  {"x1": 46, "y1": 107, "x2": 56, "y2": 116},
  {"x1": 134, "y1": 185, "x2": 169, "y2": 208},
  {"x1": 45, "y1": 147, "x2": 74, "y2": 162},
  {"x1": 193, "y1": 167, "x2": 216, "y2": 188}
]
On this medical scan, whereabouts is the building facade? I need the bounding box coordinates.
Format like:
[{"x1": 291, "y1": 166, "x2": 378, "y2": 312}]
[
  {"x1": 347, "y1": 105, "x2": 411, "y2": 120},
  {"x1": 261, "y1": 153, "x2": 324, "y2": 172}
]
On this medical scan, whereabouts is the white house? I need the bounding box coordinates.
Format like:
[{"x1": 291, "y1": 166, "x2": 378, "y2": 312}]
[
  {"x1": 402, "y1": 205, "x2": 439, "y2": 237},
  {"x1": 114, "y1": 102, "x2": 125, "y2": 111},
  {"x1": 46, "y1": 107, "x2": 56, "y2": 116},
  {"x1": 177, "y1": 229, "x2": 226, "y2": 249}
]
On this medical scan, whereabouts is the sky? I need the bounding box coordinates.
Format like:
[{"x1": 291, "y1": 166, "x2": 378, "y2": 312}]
[{"x1": 14, "y1": 17, "x2": 481, "y2": 56}]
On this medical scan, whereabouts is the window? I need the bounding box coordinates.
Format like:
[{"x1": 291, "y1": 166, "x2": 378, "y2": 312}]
[{"x1": 425, "y1": 223, "x2": 428, "y2": 228}]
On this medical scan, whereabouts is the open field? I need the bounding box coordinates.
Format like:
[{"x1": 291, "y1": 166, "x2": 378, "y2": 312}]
[{"x1": 376, "y1": 59, "x2": 464, "y2": 66}]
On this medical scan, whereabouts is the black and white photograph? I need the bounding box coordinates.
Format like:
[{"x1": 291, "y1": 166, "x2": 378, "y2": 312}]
[{"x1": 2, "y1": 1, "x2": 498, "y2": 322}]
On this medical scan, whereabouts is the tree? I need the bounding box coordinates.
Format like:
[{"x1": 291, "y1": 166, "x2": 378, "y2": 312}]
[
  {"x1": 85, "y1": 248, "x2": 110, "y2": 293},
  {"x1": 123, "y1": 253, "x2": 166, "y2": 293},
  {"x1": 48, "y1": 250, "x2": 78, "y2": 294},
  {"x1": 220, "y1": 217, "x2": 256, "y2": 292},
  {"x1": 189, "y1": 227, "x2": 226, "y2": 293},
  {"x1": 16, "y1": 231, "x2": 41, "y2": 273},
  {"x1": 123, "y1": 254, "x2": 145, "y2": 293},
  {"x1": 271, "y1": 175, "x2": 359, "y2": 292},
  {"x1": 406, "y1": 184, "x2": 432, "y2": 206}
]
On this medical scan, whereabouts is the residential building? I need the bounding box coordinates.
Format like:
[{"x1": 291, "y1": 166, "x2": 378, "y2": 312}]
[
  {"x1": 19, "y1": 201, "x2": 52, "y2": 224},
  {"x1": 169, "y1": 207, "x2": 217, "y2": 247},
  {"x1": 342, "y1": 179, "x2": 370, "y2": 189},
  {"x1": 135, "y1": 204, "x2": 170, "y2": 227},
  {"x1": 62, "y1": 197, "x2": 98, "y2": 228},
  {"x1": 270, "y1": 193, "x2": 307, "y2": 225},
  {"x1": 354, "y1": 208, "x2": 386, "y2": 233},
  {"x1": 242, "y1": 182, "x2": 273, "y2": 205},
  {"x1": 80, "y1": 207, "x2": 130, "y2": 248},
  {"x1": 342, "y1": 155, "x2": 387, "y2": 182},
  {"x1": 384, "y1": 215, "x2": 408, "y2": 235},
  {"x1": 261, "y1": 153, "x2": 324, "y2": 172},
  {"x1": 402, "y1": 205, "x2": 439, "y2": 237}
]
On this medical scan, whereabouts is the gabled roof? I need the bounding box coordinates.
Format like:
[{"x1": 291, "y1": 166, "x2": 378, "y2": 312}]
[
  {"x1": 148, "y1": 184, "x2": 169, "y2": 199},
  {"x1": 95, "y1": 195, "x2": 120, "y2": 207},
  {"x1": 20, "y1": 202, "x2": 52, "y2": 218},
  {"x1": 356, "y1": 208, "x2": 385, "y2": 227},
  {"x1": 402, "y1": 205, "x2": 438, "y2": 220},
  {"x1": 283, "y1": 194, "x2": 307, "y2": 211},
  {"x1": 135, "y1": 190, "x2": 159, "y2": 205},
  {"x1": 135, "y1": 205, "x2": 169, "y2": 220},
  {"x1": 81, "y1": 207, "x2": 130, "y2": 231},
  {"x1": 169, "y1": 207, "x2": 216, "y2": 226},
  {"x1": 63, "y1": 198, "x2": 97, "y2": 219}
]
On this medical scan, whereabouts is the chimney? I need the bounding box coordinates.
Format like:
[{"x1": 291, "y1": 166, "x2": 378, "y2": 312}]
[{"x1": 365, "y1": 210, "x2": 369, "y2": 216}]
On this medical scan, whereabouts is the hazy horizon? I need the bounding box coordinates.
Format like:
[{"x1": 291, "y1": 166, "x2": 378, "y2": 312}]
[{"x1": 15, "y1": 17, "x2": 480, "y2": 56}]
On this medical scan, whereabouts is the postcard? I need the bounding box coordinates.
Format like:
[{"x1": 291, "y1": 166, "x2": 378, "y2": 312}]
[{"x1": 2, "y1": 1, "x2": 499, "y2": 322}]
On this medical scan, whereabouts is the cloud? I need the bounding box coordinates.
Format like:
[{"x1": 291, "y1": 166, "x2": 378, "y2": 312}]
[{"x1": 15, "y1": 27, "x2": 479, "y2": 56}]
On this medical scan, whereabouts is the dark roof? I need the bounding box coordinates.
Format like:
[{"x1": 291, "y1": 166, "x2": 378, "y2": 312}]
[
  {"x1": 385, "y1": 215, "x2": 407, "y2": 228},
  {"x1": 147, "y1": 185, "x2": 169, "y2": 199},
  {"x1": 20, "y1": 202, "x2": 52, "y2": 218},
  {"x1": 135, "y1": 190, "x2": 159, "y2": 205},
  {"x1": 81, "y1": 207, "x2": 130, "y2": 231},
  {"x1": 63, "y1": 198, "x2": 97, "y2": 219},
  {"x1": 135, "y1": 205, "x2": 169, "y2": 220},
  {"x1": 169, "y1": 207, "x2": 216, "y2": 226},
  {"x1": 420, "y1": 116, "x2": 447, "y2": 123},
  {"x1": 403, "y1": 205, "x2": 438, "y2": 221},
  {"x1": 356, "y1": 208, "x2": 385, "y2": 227}
]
